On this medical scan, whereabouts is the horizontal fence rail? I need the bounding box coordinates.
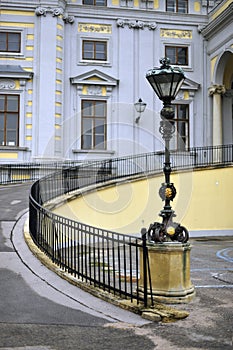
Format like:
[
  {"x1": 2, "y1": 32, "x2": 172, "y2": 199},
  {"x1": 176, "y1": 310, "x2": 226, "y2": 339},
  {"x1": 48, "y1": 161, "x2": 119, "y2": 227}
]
[
  {"x1": 1, "y1": 144, "x2": 232, "y2": 186},
  {"x1": 0, "y1": 161, "x2": 82, "y2": 185},
  {"x1": 26, "y1": 144, "x2": 233, "y2": 306}
]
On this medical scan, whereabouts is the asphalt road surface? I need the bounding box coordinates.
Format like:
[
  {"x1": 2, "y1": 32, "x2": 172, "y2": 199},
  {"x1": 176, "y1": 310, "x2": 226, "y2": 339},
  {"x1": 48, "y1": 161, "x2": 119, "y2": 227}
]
[{"x1": 0, "y1": 183, "x2": 232, "y2": 350}]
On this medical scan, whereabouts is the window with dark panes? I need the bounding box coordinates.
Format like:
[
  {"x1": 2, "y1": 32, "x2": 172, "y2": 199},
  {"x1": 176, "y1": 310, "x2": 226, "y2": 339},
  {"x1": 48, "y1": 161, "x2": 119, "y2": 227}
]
[
  {"x1": 165, "y1": 46, "x2": 188, "y2": 65},
  {"x1": 0, "y1": 95, "x2": 19, "y2": 146},
  {"x1": 83, "y1": 40, "x2": 107, "y2": 61},
  {"x1": 83, "y1": 0, "x2": 106, "y2": 5},
  {"x1": 173, "y1": 104, "x2": 189, "y2": 151},
  {"x1": 0, "y1": 32, "x2": 21, "y2": 53},
  {"x1": 166, "y1": 0, "x2": 188, "y2": 13},
  {"x1": 81, "y1": 100, "x2": 106, "y2": 150}
]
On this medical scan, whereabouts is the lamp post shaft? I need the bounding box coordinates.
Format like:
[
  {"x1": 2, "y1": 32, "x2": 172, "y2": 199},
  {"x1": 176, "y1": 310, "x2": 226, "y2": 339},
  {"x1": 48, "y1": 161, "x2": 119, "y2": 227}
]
[
  {"x1": 164, "y1": 140, "x2": 172, "y2": 213},
  {"x1": 159, "y1": 103, "x2": 176, "y2": 222}
]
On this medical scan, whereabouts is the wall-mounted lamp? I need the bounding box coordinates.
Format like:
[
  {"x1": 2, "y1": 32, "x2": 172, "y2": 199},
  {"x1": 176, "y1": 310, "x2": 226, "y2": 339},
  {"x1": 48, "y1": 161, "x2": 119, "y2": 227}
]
[{"x1": 134, "y1": 98, "x2": 147, "y2": 123}]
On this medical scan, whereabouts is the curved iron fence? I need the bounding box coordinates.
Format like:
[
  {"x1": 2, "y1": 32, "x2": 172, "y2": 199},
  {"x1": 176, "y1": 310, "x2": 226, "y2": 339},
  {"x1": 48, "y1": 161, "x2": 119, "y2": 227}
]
[
  {"x1": 28, "y1": 144, "x2": 233, "y2": 307},
  {"x1": 1, "y1": 144, "x2": 232, "y2": 185}
]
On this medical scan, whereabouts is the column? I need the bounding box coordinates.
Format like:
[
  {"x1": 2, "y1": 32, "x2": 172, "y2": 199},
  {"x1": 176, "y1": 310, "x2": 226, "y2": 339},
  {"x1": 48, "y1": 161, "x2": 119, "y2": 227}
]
[
  {"x1": 208, "y1": 84, "x2": 226, "y2": 162},
  {"x1": 208, "y1": 84, "x2": 226, "y2": 146}
]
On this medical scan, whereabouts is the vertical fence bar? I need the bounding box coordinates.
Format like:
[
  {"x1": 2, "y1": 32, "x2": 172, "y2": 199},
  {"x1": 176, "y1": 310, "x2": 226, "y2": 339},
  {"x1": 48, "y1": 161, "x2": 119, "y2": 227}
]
[
  {"x1": 135, "y1": 238, "x2": 140, "y2": 304},
  {"x1": 93, "y1": 230, "x2": 96, "y2": 285},
  {"x1": 106, "y1": 232, "x2": 111, "y2": 292},
  {"x1": 129, "y1": 238, "x2": 133, "y2": 302},
  {"x1": 123, "y1": 236, "x2": 127, "y2": 295},
  {"x1": 142, "y1": 229, "x2": 148, "y2": 308},
  {"x1": 117, "y1": 239, "x2": 122, "y2": 295},
  {"x1": 102, "y1": 231, "x2": 105, "y2": 290},
  {"x1": 112, "y1": 234, "x2": 116, "y2": 293}
]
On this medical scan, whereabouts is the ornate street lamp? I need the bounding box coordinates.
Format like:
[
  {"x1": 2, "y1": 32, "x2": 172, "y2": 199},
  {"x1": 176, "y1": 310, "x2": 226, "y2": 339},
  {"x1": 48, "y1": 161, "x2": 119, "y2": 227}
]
[
  {"x1": 146, "y1": 57, "x2": 189, "y2": 243},
  {"x1": 134, "y1": 98, "x2": 147, "y2": 123}
]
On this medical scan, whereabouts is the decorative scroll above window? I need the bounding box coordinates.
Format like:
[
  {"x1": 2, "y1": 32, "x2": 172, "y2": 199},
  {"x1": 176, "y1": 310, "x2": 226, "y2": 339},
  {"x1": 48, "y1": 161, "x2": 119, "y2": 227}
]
[
  {"x1": 86, "y1": 85, "x2": 103, "y2": 95},
  {"x1": 35, "y1": 7, "x2": 74, "y2": 24},
  {"x1": 78, "y1": 23, "x2": 112, "y2": 34},
  {"x1": 116, "y1": 19, "x2": 157, "y2": 30},
  {"x1": 0, "y1": 79, "x2": 16, "y2": 90},
  {"x1": 0, "y1": 65, "x2": 32, "y2": 90},
  {"x1": 160, "y1": 29, "x2": 192, "y2": 39}
]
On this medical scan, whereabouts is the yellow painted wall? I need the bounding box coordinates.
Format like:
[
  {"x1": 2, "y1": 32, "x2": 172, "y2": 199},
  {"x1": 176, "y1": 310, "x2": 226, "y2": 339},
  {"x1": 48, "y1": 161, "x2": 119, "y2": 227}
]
[
  {"x1": 52, "y1": 167, "x2": 233, "y2": 235},
  {"x1": 0, "y1": 153, "x2": 18, "y2": 159}
]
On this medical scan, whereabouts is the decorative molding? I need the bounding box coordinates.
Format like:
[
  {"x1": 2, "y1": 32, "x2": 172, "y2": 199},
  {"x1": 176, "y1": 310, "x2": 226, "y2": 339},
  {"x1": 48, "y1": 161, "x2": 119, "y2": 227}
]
[
  {"x1": 71, "y1": 70, "x2": 118, "y2": 98},
  {"x1": 208, "y1": 84, "x2": 226, "y2": 96},
  {"x1": 70, "y1": 69, "x2": 118, "y2": 87},
  {"x1": 0, "y1": 79, "x2": 16, "y2": 90},
  {"x1": 0, "y1": 65, "x2": 33, "y2": 81},
  {"x1": 160, "y1": 29, "x2": 192, "y2": 39},
  {"x1": 78, "y1": 23, "x2": 112, "y2": 34},
  {"x1": 197, "y1": 25, "x2": 205, "y2": 33},
  {"x1": 35, "y1": 7, "x2": 47, "y2": 16},
  {"x1": 116, "y1": 19, "x2": 157, "y2": 30},
  {"x1": 175, "y1": 91, "x2": 186, "y2": 100},
  {"x1": 52, "y1": 8, "x2": 64, "y2": 17},
  {"x1": 35, "y1": 7, "x2": 64, "y2": 17},
  {"x1": 86, "y1": 85, "x2": 102, "y2": 95},
  {"x1": 63, "y1": 13, "x2": 75, "y2": 24},
  {"x1": 35, "y1": 7, "x2": 74, "y2": 24},
  {"x1": 128, "y1": 20, "x2": 144, "y2": 29}
]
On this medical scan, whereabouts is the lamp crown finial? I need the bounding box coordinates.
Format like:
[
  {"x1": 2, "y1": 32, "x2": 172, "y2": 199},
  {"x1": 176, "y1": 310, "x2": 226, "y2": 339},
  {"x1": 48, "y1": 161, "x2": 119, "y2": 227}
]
[{"x1": 160, "y1": 57, "x2": 170, "y2": 68}]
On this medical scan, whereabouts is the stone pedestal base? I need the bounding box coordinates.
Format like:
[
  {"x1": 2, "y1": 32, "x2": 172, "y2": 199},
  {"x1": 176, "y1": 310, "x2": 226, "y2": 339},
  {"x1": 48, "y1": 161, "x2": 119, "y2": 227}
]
[{"x1": 139, "y1": 242, "x2": 195, "y2": 304}]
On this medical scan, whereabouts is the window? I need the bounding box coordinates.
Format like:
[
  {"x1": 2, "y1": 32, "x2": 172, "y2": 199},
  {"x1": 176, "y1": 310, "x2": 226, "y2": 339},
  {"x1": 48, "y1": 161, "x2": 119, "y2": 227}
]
[
  {"x1": 166, "y1": 0, "x2": 188, "y2": 13},
  {"x1": 82, "y1": 40, "x2": 107, "y2": 61},
  {"x1": 0, "y1": 32, "x2": 21, "y2": 53},
  {"x1": 0, "y1": 95, "x2": 19, "y2": 146},
  {"x1": 172, "y1": 104, "x2": 189, "y2": 151},
  {"x1": 120, "y1": 0, "x2": 133, "y2": 7},
  {"x1": 83, "y1": 0, "x2": 106, "y2": 5},
  {"x1": 81, "y1": 100, "x2": 106, "y2": 150},
  {"x1": 165, "y1": 46, "x2": 188, "y2": 66}
]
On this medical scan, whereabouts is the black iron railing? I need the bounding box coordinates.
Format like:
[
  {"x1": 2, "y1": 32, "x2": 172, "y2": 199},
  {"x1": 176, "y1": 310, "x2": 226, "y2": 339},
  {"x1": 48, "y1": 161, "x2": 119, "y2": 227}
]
[
  {"x1": 27, "y1": 144, "x2": 233, "y2": 307},
  {"x1": 29, "y1": 201, "x2": 150, "y2": 305},
  {"x1": 0, "y1": 161, "x2": 82, "y2": 185},
  {"x1": 1, "y1": 144, "x2": 232, "y2": 185}
]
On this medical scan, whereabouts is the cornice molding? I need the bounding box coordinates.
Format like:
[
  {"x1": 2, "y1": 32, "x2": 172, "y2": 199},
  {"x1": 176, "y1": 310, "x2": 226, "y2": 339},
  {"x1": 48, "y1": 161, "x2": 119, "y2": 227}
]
[
  {"x1": 35, "y1": 6, "x2": 74, "y2": 24},
  {"x1": 201, "y1": 3, "x2": 233, "y2": 39},
  {"x1": 0, "y1": 65, "x2": 33, "y2": 80},
  {"x1": 116, "y1": 18, "x2": 157, "y2": 30}
]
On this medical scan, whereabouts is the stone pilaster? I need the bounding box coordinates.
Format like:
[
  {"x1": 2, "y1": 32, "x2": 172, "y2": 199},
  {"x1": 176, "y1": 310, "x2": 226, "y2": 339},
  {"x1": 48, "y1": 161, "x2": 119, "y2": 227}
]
[{"x1": 208, "y1": 84, "x2": 226, "y2": 147}]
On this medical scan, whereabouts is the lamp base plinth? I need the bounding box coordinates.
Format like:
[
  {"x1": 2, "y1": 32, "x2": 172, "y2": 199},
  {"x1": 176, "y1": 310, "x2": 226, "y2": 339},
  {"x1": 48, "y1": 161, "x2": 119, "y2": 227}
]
[{"x1": 139, "y1": 242, "x2": 195, "y2": 304}]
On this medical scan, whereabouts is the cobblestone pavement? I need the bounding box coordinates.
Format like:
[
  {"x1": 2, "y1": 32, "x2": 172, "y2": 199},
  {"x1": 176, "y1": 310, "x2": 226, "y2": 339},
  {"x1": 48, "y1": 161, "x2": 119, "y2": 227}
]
[{"x1": 0, "y1": 183, "x2": 233, "y2": 349}]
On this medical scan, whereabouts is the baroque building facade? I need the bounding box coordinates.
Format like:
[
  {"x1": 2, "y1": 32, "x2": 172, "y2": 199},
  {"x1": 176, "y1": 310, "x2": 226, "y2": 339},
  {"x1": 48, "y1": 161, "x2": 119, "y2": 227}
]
[{"x1": 0, "y1": 0, "x2": 232, "y2": 162}]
